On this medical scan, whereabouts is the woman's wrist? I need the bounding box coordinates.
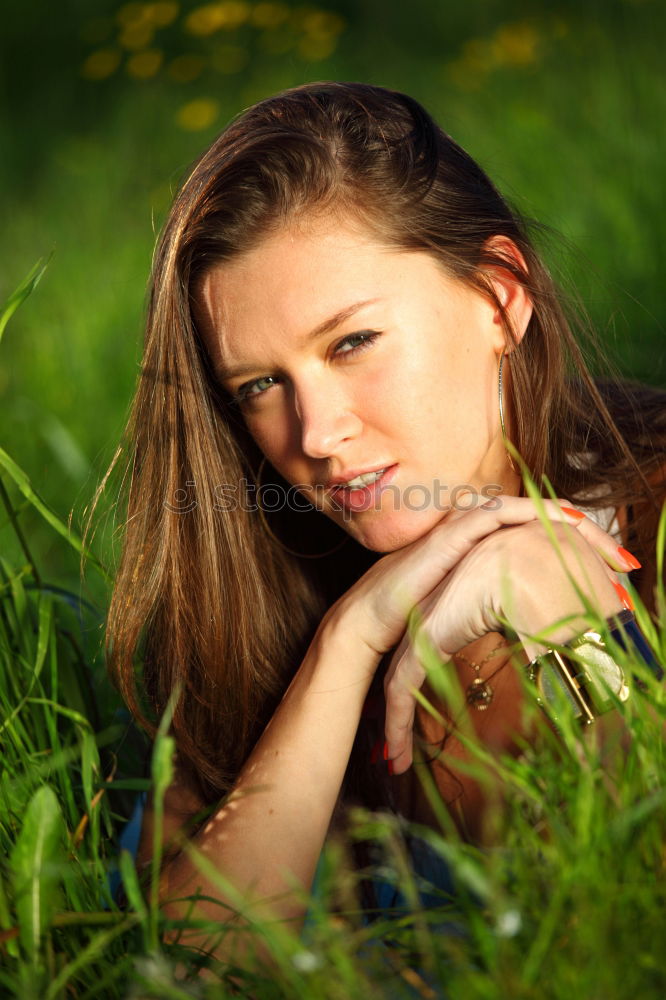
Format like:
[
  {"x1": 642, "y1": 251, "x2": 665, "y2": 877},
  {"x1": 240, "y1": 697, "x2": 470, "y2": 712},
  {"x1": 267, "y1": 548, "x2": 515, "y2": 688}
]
[
  {"x1": 320, "y1": 588, "x2": 390, "y2": 657},
  {"x1": 301, "y1": 599, "x2": 383, "y2": 700}
]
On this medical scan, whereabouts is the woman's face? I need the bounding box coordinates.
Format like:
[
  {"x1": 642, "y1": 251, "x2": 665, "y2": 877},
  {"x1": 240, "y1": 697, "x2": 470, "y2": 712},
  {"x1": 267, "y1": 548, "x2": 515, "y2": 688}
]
[{"x1": 197, "y1": 214, "x2": 526, "y2": 552}]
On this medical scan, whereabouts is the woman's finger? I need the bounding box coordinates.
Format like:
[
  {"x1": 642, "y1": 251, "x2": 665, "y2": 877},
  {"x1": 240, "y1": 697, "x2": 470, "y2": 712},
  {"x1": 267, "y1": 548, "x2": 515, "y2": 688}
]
[
  {"x1": 462, "y1": 493, "x2": 637, "y2": 576},
  {"x1": 361, "y1": 495, "x2": 591, "y2": 655},
  {"x1": 383, "y1": 642, "x2": 427, "y2": 773},
  {"x1": 563, "y1": 505, "x2": 640, "y2": 573}
]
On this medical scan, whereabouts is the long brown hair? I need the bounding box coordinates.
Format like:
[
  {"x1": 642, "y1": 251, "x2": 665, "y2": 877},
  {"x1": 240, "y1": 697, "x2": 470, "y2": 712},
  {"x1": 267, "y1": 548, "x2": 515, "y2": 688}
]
[{"x1": 101, "y1": 82, "x2": 665, "y2": 803}]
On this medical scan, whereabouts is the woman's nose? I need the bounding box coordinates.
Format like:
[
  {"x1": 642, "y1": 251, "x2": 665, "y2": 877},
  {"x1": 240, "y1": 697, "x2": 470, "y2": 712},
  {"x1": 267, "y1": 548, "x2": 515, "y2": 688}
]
[{"x1": 295, "y1": 382, "x2": 363, "y2": 459}]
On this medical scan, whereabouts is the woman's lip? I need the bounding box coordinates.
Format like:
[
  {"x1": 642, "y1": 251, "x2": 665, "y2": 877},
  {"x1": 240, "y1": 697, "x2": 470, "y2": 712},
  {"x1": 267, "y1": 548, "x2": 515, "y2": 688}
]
[
  {"x1": 326, "y1": 463, "x2": 391, "y2": 489},
  {"x1": 329, "y1": 464, "x2": 399, "y2": 512}
]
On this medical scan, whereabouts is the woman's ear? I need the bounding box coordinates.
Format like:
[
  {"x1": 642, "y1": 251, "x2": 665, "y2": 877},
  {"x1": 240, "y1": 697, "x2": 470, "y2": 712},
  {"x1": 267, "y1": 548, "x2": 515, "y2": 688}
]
[{"x1": 482, "y1": 235, "x2": 533, "y2": 353}]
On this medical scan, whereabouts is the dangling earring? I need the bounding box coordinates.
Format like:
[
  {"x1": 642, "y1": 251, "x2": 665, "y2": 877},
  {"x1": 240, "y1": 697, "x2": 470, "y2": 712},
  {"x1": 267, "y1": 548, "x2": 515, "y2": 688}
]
[
  {"x1": 255, "y1": 457, "x2": 350, "y2": 559},
  {"x1": 498, "y1": 352, "x2": 519, "y2": 475}
]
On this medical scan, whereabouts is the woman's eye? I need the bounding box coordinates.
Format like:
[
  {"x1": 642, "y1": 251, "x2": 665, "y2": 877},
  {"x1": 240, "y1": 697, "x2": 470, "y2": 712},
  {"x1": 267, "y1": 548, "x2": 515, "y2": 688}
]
[
  {"x1": 230, "y1": 332, "x2": 379, "y2": 406},
  {"x1": 334, "y1": 331, "x2": 380, "y2": 356},
  {"x1": 232, "y1": 375, "x2": 280, "y2": 405}
]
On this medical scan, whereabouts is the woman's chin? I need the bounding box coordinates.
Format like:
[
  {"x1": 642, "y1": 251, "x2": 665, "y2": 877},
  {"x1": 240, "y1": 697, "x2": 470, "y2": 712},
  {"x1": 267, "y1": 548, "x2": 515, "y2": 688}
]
[{"x1": 345, "y1": 509, "x2": 448, "y2": 553}]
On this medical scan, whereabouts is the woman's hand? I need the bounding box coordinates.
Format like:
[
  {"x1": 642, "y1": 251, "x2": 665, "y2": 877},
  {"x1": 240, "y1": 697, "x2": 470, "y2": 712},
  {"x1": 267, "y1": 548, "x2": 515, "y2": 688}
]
[
  {"x1": 384, "y1": 501, "x2": 633, "y2": 771},
  {"x1": 328, "y1": 495, "x2": 634, "y2": 772}
]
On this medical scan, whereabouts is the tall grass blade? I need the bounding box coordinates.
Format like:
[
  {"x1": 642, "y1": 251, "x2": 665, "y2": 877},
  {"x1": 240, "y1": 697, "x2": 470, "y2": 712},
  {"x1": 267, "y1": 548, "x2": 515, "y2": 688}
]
[
  {"x1": 147, "y1": 688, "x2": 180, "y2": 954},
  {"x1": 0, "y1": 447, "x2": 109, "y2": 580},
  {"x1": 119, "y1": 849, "x2": 148, "y2": 923},
  {"x1": 9, "y1": 785, "x2": 65, "y2": 962},
  {"x1": 43, "y1": 916, "x2": 139, "y2": 1000},
  {"x1": 0, "y1": 256, "x2": 51, "y2": 344}
]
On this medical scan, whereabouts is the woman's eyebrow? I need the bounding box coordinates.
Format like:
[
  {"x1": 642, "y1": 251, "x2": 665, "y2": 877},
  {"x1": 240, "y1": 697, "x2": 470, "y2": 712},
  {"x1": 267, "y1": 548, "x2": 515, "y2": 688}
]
[
  {"x1": 216, "y1": 298, "x2": 382, "y2": 380},
  {"x1": 304, "y1": 297, "x2": 381, "y2": 343}
]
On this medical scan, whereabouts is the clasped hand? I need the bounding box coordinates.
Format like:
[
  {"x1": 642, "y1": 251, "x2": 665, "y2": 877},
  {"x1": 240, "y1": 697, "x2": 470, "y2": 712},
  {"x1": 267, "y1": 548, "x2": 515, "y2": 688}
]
[{"x1": 333, "y1": 495, "x2": 631, "y2": 773}]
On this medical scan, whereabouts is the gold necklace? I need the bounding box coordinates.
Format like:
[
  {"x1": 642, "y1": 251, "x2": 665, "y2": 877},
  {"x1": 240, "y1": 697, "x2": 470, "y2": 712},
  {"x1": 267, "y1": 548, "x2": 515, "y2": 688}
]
[{"x1": 453, "y1": 639, "x2": 509, "y2": 711}]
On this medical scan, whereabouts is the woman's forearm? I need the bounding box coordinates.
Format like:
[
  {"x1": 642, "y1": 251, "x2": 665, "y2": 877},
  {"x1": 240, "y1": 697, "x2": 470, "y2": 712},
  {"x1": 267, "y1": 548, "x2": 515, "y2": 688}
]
[{"x1": 158, "y1": 608, "x2": 379, "y2": 930}]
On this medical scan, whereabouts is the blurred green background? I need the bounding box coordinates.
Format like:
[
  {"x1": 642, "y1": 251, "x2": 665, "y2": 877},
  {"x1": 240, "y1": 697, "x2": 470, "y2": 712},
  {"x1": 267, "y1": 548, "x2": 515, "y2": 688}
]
[{"x1": 1, "y1": 0, "x2": 665, "y2": 592}]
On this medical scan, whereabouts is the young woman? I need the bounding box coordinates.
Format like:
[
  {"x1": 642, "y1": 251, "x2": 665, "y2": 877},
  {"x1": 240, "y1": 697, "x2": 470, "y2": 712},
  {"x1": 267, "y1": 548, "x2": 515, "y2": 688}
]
[{"x1": 104, "y1": 82, "x2": 665, "y2": 949}]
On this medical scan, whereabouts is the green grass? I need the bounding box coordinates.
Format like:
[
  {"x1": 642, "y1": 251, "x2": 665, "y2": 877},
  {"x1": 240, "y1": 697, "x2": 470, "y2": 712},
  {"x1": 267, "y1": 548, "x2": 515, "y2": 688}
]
[{"x1": 1, "y1": 480, "x2": 664, "y2": 998}]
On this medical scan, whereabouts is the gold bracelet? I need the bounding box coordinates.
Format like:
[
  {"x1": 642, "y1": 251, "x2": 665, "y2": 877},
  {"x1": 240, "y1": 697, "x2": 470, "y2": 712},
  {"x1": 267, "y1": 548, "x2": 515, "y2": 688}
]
[{"x1": 525, "y1": 610, "x2": 635, "y2": 725}]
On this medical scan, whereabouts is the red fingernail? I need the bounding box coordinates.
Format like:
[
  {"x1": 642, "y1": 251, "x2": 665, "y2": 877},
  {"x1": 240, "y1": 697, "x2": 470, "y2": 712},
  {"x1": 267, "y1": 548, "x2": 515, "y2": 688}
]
[
  {"x1": 383, "y1": 741, "x2": 389, "y2": 761},
  {"x1": 617, "y1": 546, "x2": 642, "y2": 571},
  {"x1": 560, "y1": 506, "x2": 586, "y2": 520},
  {"x1": 370, "y1": 738, "x2": 382, "y2": 764},
  {"x1": 387, "y1": 759, "x2": 395, "y2": 776},
  {"x1": 612, "y1": 581, "x2": 635, "y2": 611}
]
